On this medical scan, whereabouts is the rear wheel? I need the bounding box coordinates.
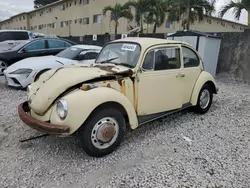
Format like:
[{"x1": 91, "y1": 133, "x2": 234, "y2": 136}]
[
  {"x1": 194, "y1": 84, "x2": 213, "y2": 114},
  {"x1": 79, "y1": 108, "x2": 126, "y2": 157}
]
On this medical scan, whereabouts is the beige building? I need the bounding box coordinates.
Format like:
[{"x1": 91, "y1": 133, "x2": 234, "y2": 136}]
[{"x1": 0, "y1": 0, "x2": 248, "y2": 36}]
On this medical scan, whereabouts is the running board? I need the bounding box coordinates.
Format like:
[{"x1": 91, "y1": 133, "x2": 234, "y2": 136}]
[{"x1": 138, "y1": 103, "x2": 192, "y2": 126}]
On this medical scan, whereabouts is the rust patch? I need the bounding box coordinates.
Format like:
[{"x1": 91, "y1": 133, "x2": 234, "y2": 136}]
[
  {"x1": 120, "y1": 80, "x2": 126, "y2": 96},
  {"x1": 94, "y1": 65, "x2": 117, "y2": 73},
  {"x1": 133, "y1": 83, "x2": 137, "y2": 112}
]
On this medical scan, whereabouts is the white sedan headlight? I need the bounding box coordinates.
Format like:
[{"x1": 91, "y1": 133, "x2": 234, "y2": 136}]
[
  {"x1": 56, "y1": 99, "x2": 68, "y2": 120},
  {"x1": 10, "y1": 69, "x2": 32, "y2": 74}
]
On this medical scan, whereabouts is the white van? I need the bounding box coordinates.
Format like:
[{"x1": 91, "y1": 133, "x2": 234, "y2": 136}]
[{"x1": 0, "y1": 30, "x2": 33, "y2": 51}]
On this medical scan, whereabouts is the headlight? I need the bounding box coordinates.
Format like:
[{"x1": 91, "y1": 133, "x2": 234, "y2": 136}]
[
  {"x1": 10, "y1": 69, "x2": 32, "y2": 74},
  {"x1": 56, "y1": 99, "x2": 68, "y2": 120}
]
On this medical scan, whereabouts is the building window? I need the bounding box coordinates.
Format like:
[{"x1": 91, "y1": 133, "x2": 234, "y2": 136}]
[
  {"x1": 52, "y1": 23, "x2": 56, "y2": 28},
  {"x1": 79, "y1": 0, "x2": 82, "y2": 4},
  {"x1": 69, "y1": 2, "x2": 72, "y2": 6},
  {"x1": 23, "y1": 16, "x2": 25, "y2": 20},
  {"x1": 75, "y1": 19, "x2": 78, "y2": 24},
  {"x1": 93, "y1": 14, "x2": 102, "y2": 23},
  {"x1": 61, "y1": 21, "x2": 66, "y2": 27},
  {"x1": 74, "y1": 0, "x2": 77, "y2": 5},
  {"x1": 221, "y1": 22, "x2": 226, "y2": 27},
  {"x1": 78, "y1": 18, "x2": 82, "y2": 23},
  {"x1": 207, "y1": 19, "x2": 212, "y2": 24},
  {"x1": 165, "y1": 20, "x2": 171, "y2": 28},
  {"x1": 61, "y1": 5, "x2": 65, "y2": 10},
  {"x1": 83, "y1": 17, "x2": 89, "y2": 25},
  {"x1": 83, "y1": 0, "x2": 89, "y2": 5},
  {"x1": 24, "y1": 26, "x2": 26, "y2": 30}
]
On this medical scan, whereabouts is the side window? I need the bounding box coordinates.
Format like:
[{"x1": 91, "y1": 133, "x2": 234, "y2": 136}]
[
  {"x1": 142, "y1": 50, "x2": 154, "y2": 70},
  {"x1": 14, "y1": 32, "x2": 29, "y2": 40},
  {"x1": 84, "y1": 52, "x2": 99, "y2": 60},
  {"x1": 48, "y1": 40, "x2": 69, "y2": 49},
  {"x1": 182, "y1": 46, "x2": 200, "y2": 68},
  {"x1": 142, "y1": 47, "x2": 181, "y2": 71},
  {"x1": 0, "y1": 32, "x2": 14, "y2": 42},
  {"x1": 24, "y1": 40, "x2": 46, "y2": 51}
]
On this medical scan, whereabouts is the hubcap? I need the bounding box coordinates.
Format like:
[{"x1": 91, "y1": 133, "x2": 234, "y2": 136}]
[
  {"x1": 91, "y1": 117, "x2": 119, "y2": 149},
  {"x1": 199, "y1": 89, "x2": 210, "y2": 109},
  {"x1": 0, "y1": 61, "x2": 7, "y2": 75}
]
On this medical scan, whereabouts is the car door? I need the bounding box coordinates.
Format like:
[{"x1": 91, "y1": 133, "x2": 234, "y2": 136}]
[
  {"x1": 16, "y1": 40, "x2": 46, "y2": 61},
  {"x1": 0, "y1": 32, "x2": 16, "y2": 51},
  {"x1": 180, "y1": 45, "x2": 203, "y2": 104},
  {"x1": 46, "y1": 39, "x2": 72, "y2": 56},
  {"x1": 136, "y1": 45, "x2": 184, "y2": 116}
]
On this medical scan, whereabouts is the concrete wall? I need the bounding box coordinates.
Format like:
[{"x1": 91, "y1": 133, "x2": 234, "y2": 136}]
[{"x1": 217, "y1": 29, "x2": 250, "y2": 81}]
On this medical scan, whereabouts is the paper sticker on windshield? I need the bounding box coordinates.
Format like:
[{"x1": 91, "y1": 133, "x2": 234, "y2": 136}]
[
  {"x1": 70, "y1": 47, "x2": 78, "y2": 51},
  {"x1": 121, "y1": 44, "x2": 137, "y2": 51}
]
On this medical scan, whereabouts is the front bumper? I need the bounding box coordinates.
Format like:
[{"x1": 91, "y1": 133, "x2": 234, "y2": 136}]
[{"x1": 18, "y1": 101, "x2": 70, "y2": 135}]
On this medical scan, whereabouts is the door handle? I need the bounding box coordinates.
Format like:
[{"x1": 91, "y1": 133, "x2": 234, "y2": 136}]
[{"x1": 176, "y1": 73, "x2": 185, "y2": 78}]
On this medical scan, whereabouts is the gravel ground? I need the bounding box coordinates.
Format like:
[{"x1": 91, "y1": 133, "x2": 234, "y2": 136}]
[{"x1": 0, "y1": 73, "x2": 250, "y2": 188}]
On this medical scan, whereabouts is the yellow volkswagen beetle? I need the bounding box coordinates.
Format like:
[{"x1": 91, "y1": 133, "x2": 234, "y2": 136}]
[{"x1": 18, "y1": 37, "x2": 218, "y2": 157}]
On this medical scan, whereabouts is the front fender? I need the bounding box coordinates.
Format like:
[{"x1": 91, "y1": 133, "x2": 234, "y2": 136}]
[
  {"x1": 50, "y1": 87, "x2": 138, "y2": 135},
  {"x1": 190, "y1": 71, "x2": 218, "y2": 106}
]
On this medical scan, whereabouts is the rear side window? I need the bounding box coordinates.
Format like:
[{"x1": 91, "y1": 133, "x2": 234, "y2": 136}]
[
  {"x1": 84, "y1": 52, "x2": 99, "y2": 60},
  {"x1": 182, "y1": 46, "x2": 200, "y2": 68},
  {"x1": 0, "y1": 31, "x2": 29, "y2": 42},
  {"x1": 14, "y1": 32, "x2": 29, "y2": 40},
  {"x1": 48, "y1": 39, "x2": 71, "y2": 49}
]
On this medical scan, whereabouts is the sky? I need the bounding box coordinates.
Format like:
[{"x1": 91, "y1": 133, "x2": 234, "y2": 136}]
[{"x1": 0, "y1": 0, "x2": 248, "y2": 25}]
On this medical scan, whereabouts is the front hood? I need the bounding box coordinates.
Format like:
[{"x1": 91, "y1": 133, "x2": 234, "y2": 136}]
[
  {"x1": 28, "y1": 64, "x2": 133, "y2": 114},
  {"x1": 5, "y1": 56, "x2": 74, "y2": 73}
]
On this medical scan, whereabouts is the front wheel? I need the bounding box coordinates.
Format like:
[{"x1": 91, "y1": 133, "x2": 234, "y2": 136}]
[
  {"x1": 0, "y1": 60, "x2": 8, "y2": 75},
  {"x1": 79, "y1": 108, "x2": 126, "y2": 157},
  {"x1": 194, "y1": 84, "x2": 213, "y2": 114}
]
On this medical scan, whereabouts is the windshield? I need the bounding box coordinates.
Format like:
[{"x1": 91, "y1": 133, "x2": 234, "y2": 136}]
[
  {"x1": 95, "y1": 42, "x2": 141, "y2": 68},
  {"x1": 6, "y1": 41, "x2": 30, "y2": 51},
  {"x1": 56, "y1": 46, "x2": 83, "y2": 60}
]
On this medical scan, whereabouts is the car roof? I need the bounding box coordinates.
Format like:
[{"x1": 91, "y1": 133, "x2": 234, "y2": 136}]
[
  {"x1": 72, "y1": 45, "x2": 102, "y2": 50},
  {"x1": 0, "y1": 30, "x2": 30, "y2": 33},
  {"x1": 112, "y1": 37, "x2": 191, "y2": 49}
]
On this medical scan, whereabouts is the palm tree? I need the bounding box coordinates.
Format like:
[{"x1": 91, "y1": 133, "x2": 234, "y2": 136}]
[
  {"x1": 146, "y1": 0, "x2": 169, "y2": 33},
  {"x1": 124, "y1": 0, "x2": 152, "y2": 33},
  {"x1": 219, "y1": 0, "x2": 250, "y2": 22},
  {"x1": 102, "y1": 3, "x2": 133, "y2": 34},
  {"x1": 167, "y1": 0, "x2": 215, "y2": 30}
]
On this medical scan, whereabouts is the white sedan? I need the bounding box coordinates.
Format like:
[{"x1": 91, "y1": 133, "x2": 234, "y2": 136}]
[{"x1": 3, "y1": 45, "x2": 102, "y2": 89}]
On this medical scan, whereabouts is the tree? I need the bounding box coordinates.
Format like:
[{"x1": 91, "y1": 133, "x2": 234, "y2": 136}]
[
  {"x1": 219, "y1": 0, "x2": 250, "y2": 22},
  {"x1": 146, "y1": 0, "x2": 169, "y2": 33},
  {"x1": 34, "y1": 0, "x2": 59, "y2": 8},
  {"x1": 125, "y1": 0, "x2": 152, "y2": 33},
  {"x1": 102, "y1": 3, "x2": 133, "y2": 34},
  {"x1": 167, "y1": 0, "x2": 215, "y2": 30}
]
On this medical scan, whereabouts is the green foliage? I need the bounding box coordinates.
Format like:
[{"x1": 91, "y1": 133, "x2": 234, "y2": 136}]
[
  {"x1": 218, "y1": 0, "x2": 250, "y2": 20},
  {"x1": 102, "y1": 3, "x2": 133, "y2": 34}
]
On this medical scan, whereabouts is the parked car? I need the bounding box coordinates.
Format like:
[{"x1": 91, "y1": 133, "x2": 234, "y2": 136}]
[
  {"x1": 0, "y1": 30, "x2": 33, "y2": 51},
  {"x1": 4, "y1": 45, "x2": 102, "y2": 89},
  {"x1": 0, "y1": 37, "x2": 77, "y2": 75},
  {"x1": 18, "y1": 37, "x2": 218, "y2": 157}
]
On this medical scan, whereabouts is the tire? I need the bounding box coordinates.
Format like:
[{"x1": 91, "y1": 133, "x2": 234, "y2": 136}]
[
  {"x1": 79, "y1": 107, "x2": 126, "y2": 157},
  {"x1": 0, "y1": 60, "x2": 8, "y2": 75},
  {"x1": 193, "y1": 83, "x2": 213, "y2": 114}
]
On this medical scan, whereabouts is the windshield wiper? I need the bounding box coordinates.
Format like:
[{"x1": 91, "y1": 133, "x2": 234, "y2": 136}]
[{"x1": 99, "y1": 57, "x2": 118, "y2": 64}]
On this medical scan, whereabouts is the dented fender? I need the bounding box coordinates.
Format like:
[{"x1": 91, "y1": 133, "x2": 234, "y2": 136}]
[
  {"x1": 49, "y1": 87, "x2": 138, "y2": 135},
  {"x1": 190, "y1": 71, "x2": 218, "y2": 106}
]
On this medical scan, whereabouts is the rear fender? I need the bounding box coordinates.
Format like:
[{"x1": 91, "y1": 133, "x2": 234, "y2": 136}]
[
  {"x1": 50, "y1": 87, "x2": 138, "y2": 135},
  {"x1": 190, "y1": 71, "x2": 218, "y2": 106}
]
